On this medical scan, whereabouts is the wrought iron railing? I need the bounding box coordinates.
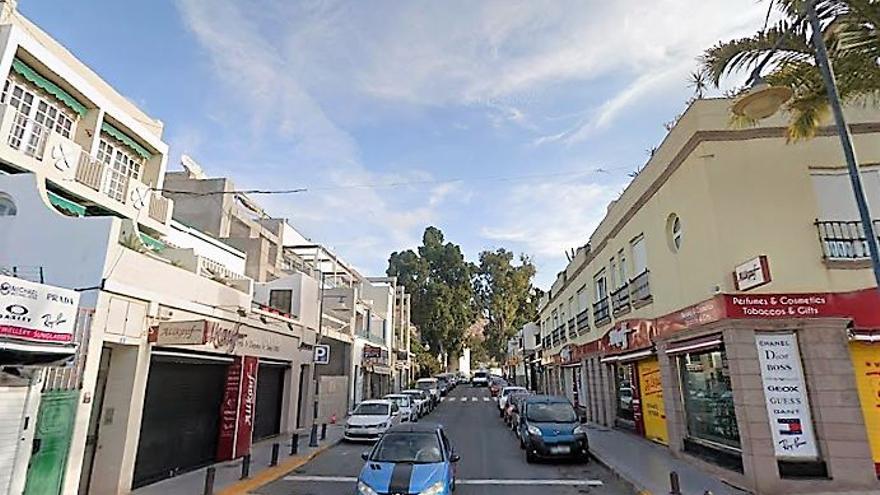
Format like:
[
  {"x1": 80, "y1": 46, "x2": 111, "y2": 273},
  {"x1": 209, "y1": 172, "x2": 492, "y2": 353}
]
[
  {"x1": 593, "y1": 297, "x2": 611, "y2": 326},
  {"x1": 816, "y1": 220, "x2": 880, "y2": 260},
  {"x1": 630, "y1": 270, "x2": 652, "y2": 306},
  {"x1": 611, "y1": 283, "x2": 631, "y2": 316},
  {"x1": 558, "y1": 325, "x2": 568, "y2": 343},
  {"x1": 567, "y1": 318, "x2": 577, "y2": 339},
  {"x1": 576, "y1": 310, "x2": 589, "y2": 334}
]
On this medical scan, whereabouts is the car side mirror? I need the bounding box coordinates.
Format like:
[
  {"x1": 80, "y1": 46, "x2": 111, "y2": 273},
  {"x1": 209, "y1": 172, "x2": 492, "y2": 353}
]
[
  {"x1": 450, "y1": 453, "x2": 461, "y2": 463},
  {"x1": 361, "y1": 452, "x2": 370, "y2": 461}
]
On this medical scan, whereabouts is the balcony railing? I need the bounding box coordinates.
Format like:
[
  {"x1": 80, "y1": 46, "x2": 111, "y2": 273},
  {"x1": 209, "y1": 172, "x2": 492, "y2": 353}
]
[
  {"x1": 576, "y1": 310, "x2": 589, "y2": 334},
  {"x1": 816, "y1": 220, "x2": 880, "y2": 261},
  {"x1": 630, "y1": 270, "x2": 652, "y2": 307},
  {"x1": 567, "y1": 318, "x2": 577, "y2": 339},
  {"x1": 558, "y1": 325, "x2": 568, "y2": 343},
  {"x1": 593, "y1": 297, "x2": 611, "y2": 327},
  {"x1": 611, "y1": 283, "x2": 631, "y2": 316}
]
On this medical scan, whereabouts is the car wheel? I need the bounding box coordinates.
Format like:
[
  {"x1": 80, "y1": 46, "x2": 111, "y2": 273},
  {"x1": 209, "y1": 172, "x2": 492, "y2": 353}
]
[
  {"x1": 525, "y1": 449, "x2": 536, "y2": 463},
  {"x1": 451, "y1": 477, "x2": 456, "y2": 492}
]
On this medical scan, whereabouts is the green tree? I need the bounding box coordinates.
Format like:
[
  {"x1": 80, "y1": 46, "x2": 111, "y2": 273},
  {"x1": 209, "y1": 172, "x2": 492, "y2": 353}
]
[
  {"x1": 387, "y1": 227, "x2": 476, "y2": 360},
  {"x1": 701, "y1": 0, "x2": 880, "y2": 139},
  {"x1": 473, "y1": 249, "x2": 541, "y2": 362}
]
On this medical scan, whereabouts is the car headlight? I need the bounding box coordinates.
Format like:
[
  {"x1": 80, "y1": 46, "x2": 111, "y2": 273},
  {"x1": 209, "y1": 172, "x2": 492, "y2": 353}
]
[
  {"x1": 574, "y1": 424, "x2": 588, "y2": 435},
  {"x1": 419, "y1": 481, "x2": 446, "y2": 495},
  {"x1": 527, "y1": 425, "x2": 542, "y2": 437},
  {"x1": 358, "y1": 481, "x2": 379, "y2": 495}
]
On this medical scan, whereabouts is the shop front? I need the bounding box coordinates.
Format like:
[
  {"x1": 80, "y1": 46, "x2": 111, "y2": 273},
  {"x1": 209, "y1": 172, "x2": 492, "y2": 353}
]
[
  {"x1": 849, "y1": 333, "x2": 880, "y2": 478},
  {"x1": 362, "y1": 344, "x2": 391, "y2": 399}
]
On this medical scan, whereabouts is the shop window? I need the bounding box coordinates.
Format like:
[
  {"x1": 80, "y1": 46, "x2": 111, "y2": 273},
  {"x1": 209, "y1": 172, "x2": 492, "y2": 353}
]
[
  {"x1": 678, "y1": 347, "x2": 740, "y2": 450},
  {"x1": 615, "y1": 363, "x2": 636, "y2": 426}
]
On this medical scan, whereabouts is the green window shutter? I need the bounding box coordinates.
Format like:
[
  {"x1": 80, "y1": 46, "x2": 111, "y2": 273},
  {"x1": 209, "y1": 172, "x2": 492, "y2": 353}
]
[
  {"x1": 46, "y1": 191, "x2": 85, "y2": 216},
  {"x1": 138, "y1": 232, "x2": 165, "y2": 251},
  {"x1": 11, "y1": 59, "x2": 88, "y2": 116},
  {"x1": 100, "y1": 122, "x2": 152, "y2": 160}
]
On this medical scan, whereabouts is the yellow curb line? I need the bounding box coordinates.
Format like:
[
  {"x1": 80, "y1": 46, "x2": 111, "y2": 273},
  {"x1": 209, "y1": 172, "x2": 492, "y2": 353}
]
[{"x1": 218, "y1": 441, "x2": 338, "y2": 495}]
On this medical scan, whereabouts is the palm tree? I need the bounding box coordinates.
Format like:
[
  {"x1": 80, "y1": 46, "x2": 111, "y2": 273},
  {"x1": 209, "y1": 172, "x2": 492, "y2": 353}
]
[{"x1": 701, "y1": 0, "x2": 880, "y2": 140}]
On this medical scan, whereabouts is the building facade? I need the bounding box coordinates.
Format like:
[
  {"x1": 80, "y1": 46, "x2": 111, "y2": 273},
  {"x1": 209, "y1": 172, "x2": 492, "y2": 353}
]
[{"x1": 534, "y1": 98, "x2": 880, "y2": 495}]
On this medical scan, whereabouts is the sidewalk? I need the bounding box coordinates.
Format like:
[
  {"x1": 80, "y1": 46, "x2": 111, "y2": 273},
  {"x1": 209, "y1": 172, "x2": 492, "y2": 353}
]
[
  {"x1": 133, "y1": 425, "x2": 344, "y2": 495},
  {"x1": 587, "y1": 424, "x2": 749, "y2": 495}
]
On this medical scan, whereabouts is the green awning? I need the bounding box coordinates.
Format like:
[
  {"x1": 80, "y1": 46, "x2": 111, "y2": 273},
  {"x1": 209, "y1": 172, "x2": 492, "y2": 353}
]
[
  {"x1": 47, "y1": 191, "x2": 85, "y2": 216},
  {"x1": 138, "y1": 232, "x2": 165, "y2": 252},
  {"x1": 101, "y1": 122, "x2": 152, "y2": 160},
  {"x1": 11, "y1": 59, "x2": 87, "y2": 116}
]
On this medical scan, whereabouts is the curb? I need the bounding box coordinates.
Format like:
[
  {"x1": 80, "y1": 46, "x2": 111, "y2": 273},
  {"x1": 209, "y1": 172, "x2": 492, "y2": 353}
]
[
  {"x1": 218, "y1": 438, "x2": 341, "y2": 495},
  {"x1": 589, "y1": 447, "x2": 652, "y2": 495}
]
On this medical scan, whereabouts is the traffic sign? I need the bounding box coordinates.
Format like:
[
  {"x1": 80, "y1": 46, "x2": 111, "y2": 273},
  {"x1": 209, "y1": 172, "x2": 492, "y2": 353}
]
[{"x1": 314, "y1": 344, "x2": 330, "y2": 365}]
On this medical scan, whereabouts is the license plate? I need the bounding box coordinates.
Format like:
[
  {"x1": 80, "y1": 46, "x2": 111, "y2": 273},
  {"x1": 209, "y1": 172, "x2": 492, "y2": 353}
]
[{"x1": 549, "y1": 445, "x2": 571, "y2": 454}]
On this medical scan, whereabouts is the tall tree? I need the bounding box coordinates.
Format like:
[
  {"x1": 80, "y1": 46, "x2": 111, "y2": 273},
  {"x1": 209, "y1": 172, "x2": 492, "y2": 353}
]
[
  {"x1": 473, "y1": 249, "x2": 541, "y2": 362},
  {"x1": 387, "y1": 227, "x2": 476, "y2": 359},
  {"x1": 701, "y1": 0, "x2": 880, "y2": 139}
]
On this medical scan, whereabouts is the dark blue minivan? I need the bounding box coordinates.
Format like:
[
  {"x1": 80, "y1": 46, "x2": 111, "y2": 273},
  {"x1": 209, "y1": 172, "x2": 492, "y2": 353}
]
[{"x1": 517, "y1": 395, "x2": 589, "y2": 463}]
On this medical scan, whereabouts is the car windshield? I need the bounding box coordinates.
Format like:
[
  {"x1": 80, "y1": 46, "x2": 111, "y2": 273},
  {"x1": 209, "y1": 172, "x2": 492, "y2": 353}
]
[
  {"x1": 354, "y1": 403, "x2": 389, "y2": 416},
  {"x1": 386, "y1": 396, "x2": 409, "y2": 407},
  {"x1": 371, "y1": 433, "x2": 443, "y2": 464},
  {"x1": 526, "y1": 402, "x2": 577, "y2": 423},
  {"x1": 503, "y1": 388, "x2": 526, "y2": 397},
  {"x1": 474, "y1": 372, "x2": 487, "y2": 378},
  {"x1": 416, "y1": 382, "x2": 434, "y2": 390}
]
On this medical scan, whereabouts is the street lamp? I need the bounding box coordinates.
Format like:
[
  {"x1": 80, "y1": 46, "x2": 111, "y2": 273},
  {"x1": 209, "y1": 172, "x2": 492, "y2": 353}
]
[
  {"x1": 309, "y1": 271, "x2": 327, "y2": 447},
  {"x1": 732, "y1": 0, "x2": 880, "y2": 289}
]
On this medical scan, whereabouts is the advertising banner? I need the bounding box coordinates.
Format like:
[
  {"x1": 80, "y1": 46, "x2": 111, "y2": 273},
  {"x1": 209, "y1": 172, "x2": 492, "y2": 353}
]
[
  {"x1": 755, "y1": 333, "x2": 819, "y2": 460},
  {"x1": 849, "y1": 341, "x2": 880, "y2": 476},
  {"x1": 147, "y1": 320, "x2": 207, "y2": 345},
  {"x1": 637, "y1": 357, "x2": 668, "y2": 445},
  {"x1": 0, "y1": 275, "x2": 79, "y2": 343},
  {"x1": 216, "y1": 356, "x2": 259, "y2": 461}
]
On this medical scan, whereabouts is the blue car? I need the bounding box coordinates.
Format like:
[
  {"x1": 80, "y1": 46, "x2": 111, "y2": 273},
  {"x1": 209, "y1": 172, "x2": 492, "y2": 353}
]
[
  {"x1": 517, "y1": 395, "x2": 590, "y2": 463},
  {"x1": 357, "y1": 422, "x2": 459, "y2": 495}
]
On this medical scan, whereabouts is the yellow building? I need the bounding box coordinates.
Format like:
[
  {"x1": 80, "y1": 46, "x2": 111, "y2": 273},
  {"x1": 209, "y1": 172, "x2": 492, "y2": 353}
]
[{"x1": 537, "y1": 98, "x2": 880, "y2": 495}]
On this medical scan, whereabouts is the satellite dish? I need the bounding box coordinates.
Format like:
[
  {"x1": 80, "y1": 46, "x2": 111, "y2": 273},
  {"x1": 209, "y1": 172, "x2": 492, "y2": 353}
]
[{"x1": 180, "y1": 154, "x2": 206, "y2": 179}]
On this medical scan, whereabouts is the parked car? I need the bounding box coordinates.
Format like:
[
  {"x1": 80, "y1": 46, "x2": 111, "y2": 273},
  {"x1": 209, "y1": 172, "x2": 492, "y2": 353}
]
[
  {"x1": 517, "y1": 395, "x2": 589, "y2": 463},
  {"x1": 344, "y1": 400, "x2": 402, "y2": 442},
  {"x1": 506, "y1": 391, "x2": 529, "y2": 430},
  {"x1": 357, "y1": 422, "x2": 460, "y2": 495},
  {"x1": 384, "y1": 393, "x2": 419, "y2": 422},
  {"x1": 498, "y1": 386, "x2": 528, "y2": 416},
  {"x1": 489, "y1": 378, "x2": 504, "y2": 397},
  {"x1": 401, "y1": 389, "x2": 431, "y2": 416},
  {"x1": 415, "y1": 378, "x2": 441, "y2": 406},
  {"x1": 435, "y1": 375, "x2": 451, "y2": 396},
  {"x1": 471, "y1": 370, "x2": 489, "y2": 387}
]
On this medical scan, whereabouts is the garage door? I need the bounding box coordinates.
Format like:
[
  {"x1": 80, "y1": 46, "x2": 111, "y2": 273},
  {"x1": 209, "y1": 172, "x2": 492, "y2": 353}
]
[
  {"x1": 253, "y1": 364, "x2": 285, "y2": 441},
  {"x1": 0, "y1": 387, "x2": 28, "y2": 494},
  {"x1": 133, "y1": 356, "x2": 228, "y2": 488}
]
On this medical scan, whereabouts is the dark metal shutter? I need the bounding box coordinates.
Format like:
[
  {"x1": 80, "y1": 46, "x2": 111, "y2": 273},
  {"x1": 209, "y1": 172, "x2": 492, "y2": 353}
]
[
  {"x1": 253, "y1": 364, "x2": 285, "y2": 441},
  {"x1": 133, "y1": 358, "x2": 227, "y2": 488}
]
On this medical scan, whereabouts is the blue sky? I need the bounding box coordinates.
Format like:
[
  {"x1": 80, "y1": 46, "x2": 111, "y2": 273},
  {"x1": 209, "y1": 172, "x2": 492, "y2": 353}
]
[{"x1": 21, "y1": 0, "x2": 766, "y2": 287}]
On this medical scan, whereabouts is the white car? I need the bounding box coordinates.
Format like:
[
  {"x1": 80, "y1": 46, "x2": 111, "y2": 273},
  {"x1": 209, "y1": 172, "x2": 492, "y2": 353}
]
[
  {"x1": 415, "y1": 378, "x2": 441, "y2": 405},
  {"x1": 498, "y1": 386, "x2": 528, "y2": 415},
  {"x1": 384, "y1": 393, "x2": 418, "y2": 422},
  {"x1": 344, "y1": 400, "x2": 402, "y2": 442},
  {"x1": 401, "y1": 389, "x2": 431, "y2": 416},
  {"x1": 472, "y1": 370, "x2": 489, "y2": 387}
]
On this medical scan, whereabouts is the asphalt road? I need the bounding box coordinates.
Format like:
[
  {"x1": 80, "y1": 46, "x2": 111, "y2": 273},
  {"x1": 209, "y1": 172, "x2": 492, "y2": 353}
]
[{"x1": 256, "y1": 386, "x2": 634, "y2": 495}]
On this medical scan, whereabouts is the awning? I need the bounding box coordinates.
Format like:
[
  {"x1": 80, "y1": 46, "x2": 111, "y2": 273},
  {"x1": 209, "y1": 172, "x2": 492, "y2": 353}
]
[
  {"x1": 0, "y1": 340, "x2": 77, "y2": 367},
  {"x1": 665, "y1": 335, "x2": 723, "y2": 356},
  {"x1": 600, "y1": 349, "x2": 653, "y2": 363},
  {"x1": 138, "y1": 232, "x2": 165, "y2": 251},
  {"x1": 101, "y1": 122, "x2": 152, "y2": 160},
  {"x1": 47, "y1": 191, "x2": 86, "y2": 216},
  {"x1": 850, "y1": 330, "x2": 880, "y2": 342},
  {"x1": 370, "y1": 365, "x2": 392, "y2": 375},
  {"x1": 11, "y1": 59, "x2": 87, "y2": 116}
]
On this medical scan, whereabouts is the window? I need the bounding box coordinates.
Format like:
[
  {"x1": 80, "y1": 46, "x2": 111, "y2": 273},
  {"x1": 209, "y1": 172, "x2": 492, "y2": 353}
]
[
  {"x1": 610, "y1": 258, "x2": 618, "y2": 289},
  {"x1": 631, "y1": 235, "x2": 648, "y2": 276},
  {"x1": 617, "y1": 249, "x2": 627, "y2": 285},
  {"x1": 97, "y1": 137, "x2": 144, "y2": 202},
  {"x1": 2, "y1": 76, "x2": 75, "y2": 158},
  {"x1": 667, "y1": 214, "x2": 683, "y2": 252},
  {"x1": 551, "y1": 310, "x2": 558, "y2": 329},
  {"x1": 678, "y1": 347, "x2": 740, "y2": 449},
  {"x1": 567, "y1": 297, "x2": 575, "y2": 320},
  {"x1": 558, "y1": 304, "x2": 565, "y2": 323},
  {"x1": 268, "y1": 289, "x2": 292, "y2": 314},
  {"x1": 0, "y1": 194, "x2": 16, "y2": 216},
  {"x1": 594, "y1": 269, "x2": 607, "y2": 301},
  {"x1": 577, "y1": 286, "x2": 588, "y2": 313}
]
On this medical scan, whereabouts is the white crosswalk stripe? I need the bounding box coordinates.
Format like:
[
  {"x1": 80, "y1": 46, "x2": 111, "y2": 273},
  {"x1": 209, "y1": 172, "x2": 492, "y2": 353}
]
[
  {"x1": 482, "y1": 397, "x2": 491, "y2": 402},
  {"x1": 448, "y1": 397, "x2": 456, "y2": 402}
]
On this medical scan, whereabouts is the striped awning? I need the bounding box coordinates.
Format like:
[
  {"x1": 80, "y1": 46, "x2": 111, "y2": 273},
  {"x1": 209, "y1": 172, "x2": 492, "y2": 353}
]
[
  {"x1": 101, "y1": 122, "x2": 152, "y2": 160},
  {"x1": 11, "y1": 58, "x2": 87, "y2": 116},
  {"x1": 47, "y1": 191, "x2": 86, "y2": 216}
]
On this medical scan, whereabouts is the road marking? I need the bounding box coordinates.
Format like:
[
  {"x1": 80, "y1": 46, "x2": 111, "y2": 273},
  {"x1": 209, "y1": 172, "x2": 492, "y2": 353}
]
[
  {"x1": 472, "y1": 397, "x2": 479, "y2": 402},
  {"x1": 448, "y1": 397, "x2": 456, "y2": 401},
  {"x1": 282, "y1": 476, "x2": 603, "y2": 487},
  {"x1": 483, "y1": 397, "x2": 491, "y2": 402},
  {"x1": 440, "y1": 397, "x2": 445, "y2": 402}
]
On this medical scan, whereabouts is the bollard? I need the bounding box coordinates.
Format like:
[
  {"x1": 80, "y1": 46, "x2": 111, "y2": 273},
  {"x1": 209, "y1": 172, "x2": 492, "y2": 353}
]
[
  {"x1": 203, "y1": 466, "x2": 216, "y2": 495},
  {"x1": 309, "y1": 424, "x2": 319, "y2": 447},
  {"x1": 321, "y1": 423, "x2": 327, "y2": 440},
  {"x1": 669, "y1": 471, "x2": 681, "y2": 495},
  {"x1": 270, "y1": 443, "x2": 280, "y2": 466},
  {"x1": 290, "y1": 433, "x2": 300, "y2": 455},
  {"x1": 240, "y1": 454, "x2": 251, "y2": 480}
]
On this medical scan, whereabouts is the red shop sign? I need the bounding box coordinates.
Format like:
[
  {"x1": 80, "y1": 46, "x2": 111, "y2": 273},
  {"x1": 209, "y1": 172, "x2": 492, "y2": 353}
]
[
  {"x1": 217, "y1": 355, "x2": 259, "y2": 461},
  {"x1": 724, "y1": 288, "x2": 880, "y2": 328}
]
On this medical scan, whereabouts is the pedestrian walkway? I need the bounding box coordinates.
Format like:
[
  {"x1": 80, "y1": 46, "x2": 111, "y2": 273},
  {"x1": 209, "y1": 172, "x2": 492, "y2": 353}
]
[
  {"x1": 132, "y1": 425, "x2": 344, "y2": 495},
  {"x1": 587, "y1": 424, "x2": 749, "y2": 495}
]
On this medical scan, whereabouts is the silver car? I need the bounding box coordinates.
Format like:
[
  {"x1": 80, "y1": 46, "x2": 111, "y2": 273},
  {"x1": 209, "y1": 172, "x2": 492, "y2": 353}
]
[
  {"x1": 344, "y1": 400, "x2": 402, "y2": 442},
  {"x1": 383, "y1": 393, "x2": 418, "y2": 422}
]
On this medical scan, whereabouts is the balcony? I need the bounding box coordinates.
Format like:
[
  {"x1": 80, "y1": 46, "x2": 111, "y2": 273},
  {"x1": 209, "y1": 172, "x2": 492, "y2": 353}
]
[
  {"x1": 559, "y1": 325, "x2": 568, "y2": 343},
  {"x1": 576, "y1": 310, "x2": 589, "y2": 334},
  {"x1": 630, "y1": 270, "x2": 653, "y2": 308},
  {"x1": 567, "y1": 318, "x2": 577, "y2": 339},
  {"x1": 0, "y1": 104, "x2": 172, "y2": 231},
  {"x1": 611, "y1": 283, "x2": 631, "y2": 317},
  {"x1": 816, "y1": 220, "x2": 880, "y2": 265},
  {"x1": 593, "y1": 297, "x2": 611, "y2": 327}
]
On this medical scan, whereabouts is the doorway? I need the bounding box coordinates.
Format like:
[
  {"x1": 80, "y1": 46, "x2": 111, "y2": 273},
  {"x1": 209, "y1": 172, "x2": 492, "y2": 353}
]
[{"x1": 77, "y1": 347, "x2": 111, "y2": 495}]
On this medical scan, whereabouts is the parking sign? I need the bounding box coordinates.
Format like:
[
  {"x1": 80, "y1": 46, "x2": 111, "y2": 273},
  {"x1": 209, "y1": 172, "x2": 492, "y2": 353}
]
[{"x1": 314, "y1": 344, "x2": 330, "y2": 365}]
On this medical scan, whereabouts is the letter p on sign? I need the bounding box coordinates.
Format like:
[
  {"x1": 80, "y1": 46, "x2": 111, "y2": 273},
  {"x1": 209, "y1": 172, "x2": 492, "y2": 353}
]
[{"x1": 314, "y1": 344, "x2": 330, "y2": 365}]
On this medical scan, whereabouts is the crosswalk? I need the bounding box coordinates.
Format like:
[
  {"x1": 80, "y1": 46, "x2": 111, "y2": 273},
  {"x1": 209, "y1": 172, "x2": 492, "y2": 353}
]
[{"x1": 440, "y1": 396, "x2": 496, "y2": 402}]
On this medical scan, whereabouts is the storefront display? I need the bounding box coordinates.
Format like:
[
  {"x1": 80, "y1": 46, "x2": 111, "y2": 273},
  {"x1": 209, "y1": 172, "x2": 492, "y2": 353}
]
[
  {"x1": 615, "y1": 362, "x2": 636, "y2": 424},
  {"x1": 638, "y1": 357, "x2": 668, "y2": 445},
  {"x1": 850, "y1": 341, "x2": 880, "y2": 477},
  {"x1": 678, "y1": 347, "x2": 740, "y2": 450}
]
